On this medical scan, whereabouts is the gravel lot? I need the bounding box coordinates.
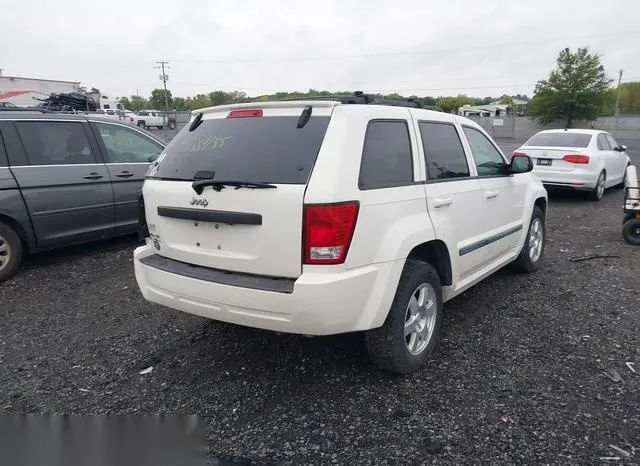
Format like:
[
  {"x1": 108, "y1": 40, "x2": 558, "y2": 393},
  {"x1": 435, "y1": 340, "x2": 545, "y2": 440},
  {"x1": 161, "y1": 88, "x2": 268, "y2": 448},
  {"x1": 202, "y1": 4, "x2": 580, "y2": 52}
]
[{"x1": 1, "y1": 143, "x2": 639, "y2": 465}]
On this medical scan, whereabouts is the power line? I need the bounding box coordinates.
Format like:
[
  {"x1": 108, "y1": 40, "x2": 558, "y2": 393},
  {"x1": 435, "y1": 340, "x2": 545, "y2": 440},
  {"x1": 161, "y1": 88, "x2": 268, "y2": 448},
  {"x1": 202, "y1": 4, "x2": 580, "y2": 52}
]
[{"x1": 169, "y1": 30, "x2": 640, "y2": 64}]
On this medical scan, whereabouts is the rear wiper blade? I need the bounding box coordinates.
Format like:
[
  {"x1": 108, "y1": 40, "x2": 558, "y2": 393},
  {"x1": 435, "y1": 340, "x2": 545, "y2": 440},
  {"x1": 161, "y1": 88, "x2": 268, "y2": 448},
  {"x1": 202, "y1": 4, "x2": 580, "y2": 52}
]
[{"x1": 192, "y1": 179, "x2": 277, "y2": 194}]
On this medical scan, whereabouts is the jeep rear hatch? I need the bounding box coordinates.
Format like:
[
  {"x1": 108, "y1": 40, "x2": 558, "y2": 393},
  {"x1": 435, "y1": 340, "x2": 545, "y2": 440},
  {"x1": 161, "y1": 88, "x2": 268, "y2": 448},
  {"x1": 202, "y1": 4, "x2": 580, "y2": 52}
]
[{"x1": 143, "y1": 103, "x2": 334, "y2": 279}]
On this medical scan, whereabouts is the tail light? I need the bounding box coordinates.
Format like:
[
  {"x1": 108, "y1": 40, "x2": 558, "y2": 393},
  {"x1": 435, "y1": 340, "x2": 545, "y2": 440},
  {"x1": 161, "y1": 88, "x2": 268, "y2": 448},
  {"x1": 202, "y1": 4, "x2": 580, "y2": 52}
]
[
  {"x1": 303, "y1": 202, "x2": 359, "y2": 265},
  {"x1": 563, "y1": 154, "x2": 590, "y2": 164},
  {"x1": 227, "y1": 109, "x2": 263, "y2": 118},
  {"x1": 130, "y1": 117, "x2": 134, "y2": 122},
  {"x1": 513, "y1": 151, "x2": 528, "y2": 156}
]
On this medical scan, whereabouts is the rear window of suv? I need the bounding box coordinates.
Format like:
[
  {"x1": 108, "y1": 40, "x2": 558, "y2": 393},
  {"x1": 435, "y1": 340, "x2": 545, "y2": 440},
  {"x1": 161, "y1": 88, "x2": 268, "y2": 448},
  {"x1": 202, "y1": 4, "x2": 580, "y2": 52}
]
[
  {"x1": 524, "y1": 132, "x2": 592, "y2": 148},
  {"x1": 150, "y1": 116, "x2": 330, "y2": 184}
]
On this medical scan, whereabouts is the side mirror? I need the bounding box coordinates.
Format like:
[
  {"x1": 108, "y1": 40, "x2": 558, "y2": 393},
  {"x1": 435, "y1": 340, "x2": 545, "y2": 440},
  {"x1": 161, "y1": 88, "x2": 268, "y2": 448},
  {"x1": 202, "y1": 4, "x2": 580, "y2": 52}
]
[
  {"x1": 619, "y1": 145, "x2": 628, "y2": 152},
  {"x1": 510, "y1": 154, "x2": 533, "y2": 174}
]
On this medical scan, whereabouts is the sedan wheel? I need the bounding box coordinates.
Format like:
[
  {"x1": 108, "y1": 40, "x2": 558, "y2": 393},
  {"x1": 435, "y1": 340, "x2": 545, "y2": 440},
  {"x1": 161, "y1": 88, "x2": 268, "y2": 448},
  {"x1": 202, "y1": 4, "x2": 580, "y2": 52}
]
[{"x1": 590, "y1": 171, "x2": 606, "y2": 201}]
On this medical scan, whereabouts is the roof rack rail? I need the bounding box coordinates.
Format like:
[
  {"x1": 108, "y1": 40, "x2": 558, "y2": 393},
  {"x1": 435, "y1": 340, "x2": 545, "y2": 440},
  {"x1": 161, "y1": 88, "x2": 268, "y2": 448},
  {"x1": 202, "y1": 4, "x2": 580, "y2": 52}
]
[
  {"x1": 278, "y1": 91, "x2": 441, "y2": 110},
  {"x1": 0, "y1": 107, "x2": 53, "y2": 113}
]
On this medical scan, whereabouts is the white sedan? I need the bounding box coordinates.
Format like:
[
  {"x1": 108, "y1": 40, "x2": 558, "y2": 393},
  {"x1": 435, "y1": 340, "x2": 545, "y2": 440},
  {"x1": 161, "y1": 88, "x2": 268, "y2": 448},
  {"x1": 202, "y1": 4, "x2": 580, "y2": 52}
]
[{"x1": 514, "y1": 129, "x2": 630, "y2": 201}]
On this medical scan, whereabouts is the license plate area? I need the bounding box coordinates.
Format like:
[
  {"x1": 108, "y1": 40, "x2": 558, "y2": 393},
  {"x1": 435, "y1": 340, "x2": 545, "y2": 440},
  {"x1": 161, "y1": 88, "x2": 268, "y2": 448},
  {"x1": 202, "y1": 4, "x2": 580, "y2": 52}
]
[{"x1": 537, "y1": 158, "x2": 552, "y2": 166}]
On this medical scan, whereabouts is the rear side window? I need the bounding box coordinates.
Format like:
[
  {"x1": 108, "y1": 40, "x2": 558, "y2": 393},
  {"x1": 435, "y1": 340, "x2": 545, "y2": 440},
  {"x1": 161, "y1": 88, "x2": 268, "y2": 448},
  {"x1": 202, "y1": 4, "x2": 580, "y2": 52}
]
[
  {"x1": 525, "y1": 132, "x2": 592, "y2": 148},
  {"x1": 151, "y1": 116, "x2": 330, "y2": 184},
  {"x1": 15, "y1": 121, "x2": 96, "y2": 166},
  {"x1": 597, "y1": 134, "x2": 611, "y2": 151},
  {"x1": 359, "y1": 120, "x2": 413, "y2": 189},
  {"x1": 419, "y1": 122, "x2": 470, "y2": 180}
]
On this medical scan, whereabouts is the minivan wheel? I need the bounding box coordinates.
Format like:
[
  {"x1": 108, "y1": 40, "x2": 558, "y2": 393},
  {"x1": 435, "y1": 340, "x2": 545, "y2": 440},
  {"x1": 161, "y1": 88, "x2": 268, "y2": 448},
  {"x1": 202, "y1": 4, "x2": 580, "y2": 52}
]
[
  {"x1": 590, "y1": 171, "x2": 606, "y2": 201},
  {"x1": 366, "y1": 260, "x2": 443, "y2": 374},
  {"x1": 0, "y1": 221, "x2": 23, "y2": 282},
  {"x1": 510, "y1": 206, "x2": 545, "y2": 273}
]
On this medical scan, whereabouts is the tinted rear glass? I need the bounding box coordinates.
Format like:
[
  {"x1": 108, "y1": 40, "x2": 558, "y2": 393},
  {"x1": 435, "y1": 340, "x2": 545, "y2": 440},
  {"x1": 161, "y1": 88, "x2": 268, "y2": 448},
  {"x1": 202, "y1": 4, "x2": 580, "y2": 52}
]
[
  {"x1": 525, "y1": 132, "x2": 592, "y2": 148},
  {"x1": 151, "y1": 116, "x2": 330, "y2": 184}
]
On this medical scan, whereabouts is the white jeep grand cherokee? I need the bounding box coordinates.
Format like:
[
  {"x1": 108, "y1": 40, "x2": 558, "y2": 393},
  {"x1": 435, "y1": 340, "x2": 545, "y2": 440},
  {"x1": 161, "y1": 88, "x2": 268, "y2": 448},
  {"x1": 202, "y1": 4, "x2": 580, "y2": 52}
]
[{"x1": 134, "y1": 94, "x2": 548, "y2": 374}]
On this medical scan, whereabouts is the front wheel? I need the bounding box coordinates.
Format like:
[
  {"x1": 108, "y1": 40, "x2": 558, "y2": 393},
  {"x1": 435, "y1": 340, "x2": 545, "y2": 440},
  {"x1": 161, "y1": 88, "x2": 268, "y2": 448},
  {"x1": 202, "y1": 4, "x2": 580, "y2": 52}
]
[
  {"x1": 510, "y1": 206, "x2": 545, "y2": 273},
  {"x1": 366, "y1": 260, "x2": 443, "y2": 374},
  {"x1": 589, "y1": 171, "x2": 606, "y2": 201},
  {"x1": 137, "y1": 121, "x2": 146, "y2": 130},
  {"x1": 622, "y1": 217, "x2": 640, "y2": 245}
]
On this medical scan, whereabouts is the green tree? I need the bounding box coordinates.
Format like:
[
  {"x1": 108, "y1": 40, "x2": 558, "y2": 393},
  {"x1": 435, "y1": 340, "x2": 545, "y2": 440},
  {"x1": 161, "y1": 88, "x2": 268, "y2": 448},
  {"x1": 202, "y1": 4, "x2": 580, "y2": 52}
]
[
  {"x1": 129, "y1": 95, "x2": 149, "y2": 111},
  {"x1": 528, "y1": 47, "x2": 611, "y2": 128},
  {"x1": 499, "y1": 95, "x2": 514, "y2": 105},
  {"x1": 172, "y1": 97, "x2": 186, "y2": 110},
  {"x1": 183, "y1": 94, "x2": 211, "y2": 110},
  {"x1": 149, "y1": 88, "x2": 173, "y2": 110},
  {"x1": 435, "y1": 95, "x2": 474, "y2": 113},
  {"x1": 119, "y1": 96, "x2": 132, "y2": 110},
  {"x1": 619, "y1": 81, "x2": 640, "y2": 114},
  {"x1": 209, "y1": 91, "x2": 234, "y2": 106},
  {"x1": 599, "y1": 88, "x2": 617, "y2": 116}
]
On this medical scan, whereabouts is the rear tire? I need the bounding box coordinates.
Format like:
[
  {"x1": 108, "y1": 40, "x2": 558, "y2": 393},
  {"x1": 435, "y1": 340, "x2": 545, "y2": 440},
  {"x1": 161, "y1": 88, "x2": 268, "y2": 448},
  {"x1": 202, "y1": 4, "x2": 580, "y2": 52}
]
[
  {"x1": 589, "y1": 171, "x2": 606, "y2": 201},
  {"x1": 511, "y1": 206, "x2": 545, "y2": 273},
  {"x1": 0, "y1": 221, "x2": 23, "y2": 282},
  {"x1": 366, "y1": 260, "x2": 443, "y2": 374},
  {"x1": 622, "y1": 218, "x2": 640, "y2": 245},
  {"x1": 168, "y1": 120, "x2": 176, "y2": 130}
]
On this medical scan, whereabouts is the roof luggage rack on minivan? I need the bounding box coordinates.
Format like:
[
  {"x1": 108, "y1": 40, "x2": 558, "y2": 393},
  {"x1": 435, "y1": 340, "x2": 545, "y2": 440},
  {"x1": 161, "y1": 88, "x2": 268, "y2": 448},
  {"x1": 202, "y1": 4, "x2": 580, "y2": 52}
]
[{"x1": 278, "y1": 91, "x2": 442, "y2": 111}]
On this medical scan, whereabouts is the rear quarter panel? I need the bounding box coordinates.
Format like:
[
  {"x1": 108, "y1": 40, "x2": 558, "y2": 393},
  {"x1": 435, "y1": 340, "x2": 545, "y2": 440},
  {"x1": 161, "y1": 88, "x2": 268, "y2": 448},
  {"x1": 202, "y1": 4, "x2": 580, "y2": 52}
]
[
  {"x1": 0, "y1": 168, "x2": 36, "y2": 249},
  {"x1": 305, "y1": 105, "x2": 437, "y2": 269}
]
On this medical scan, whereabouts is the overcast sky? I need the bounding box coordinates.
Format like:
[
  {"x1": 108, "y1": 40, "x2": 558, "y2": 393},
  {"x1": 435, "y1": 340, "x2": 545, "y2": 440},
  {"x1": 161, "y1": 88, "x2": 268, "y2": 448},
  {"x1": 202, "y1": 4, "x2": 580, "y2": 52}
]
[{"x1": 1, "y1": 0, "x2": 639, "y2": 99}]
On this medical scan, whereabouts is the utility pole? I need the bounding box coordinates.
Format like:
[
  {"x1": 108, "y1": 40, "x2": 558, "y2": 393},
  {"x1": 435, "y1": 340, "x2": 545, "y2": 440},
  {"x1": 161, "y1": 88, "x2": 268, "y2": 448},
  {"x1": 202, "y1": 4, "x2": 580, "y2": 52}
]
[
  {"x1": 154, "y1": 61, "x2": 170, "y2": 112},
  {"x1": 614, "y1": 69, "x2": 623, "y2": 119},
  {"x1": 0, "y1": 69, "x2": 4, "y2": 78}
]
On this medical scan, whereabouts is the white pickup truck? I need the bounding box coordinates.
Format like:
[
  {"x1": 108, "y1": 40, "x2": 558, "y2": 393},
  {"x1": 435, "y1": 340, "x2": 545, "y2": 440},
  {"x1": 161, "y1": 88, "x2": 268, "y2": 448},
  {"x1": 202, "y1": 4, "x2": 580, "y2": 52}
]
[{"x1": 128, "y1": 111, "x2": 166, "y2": 129}]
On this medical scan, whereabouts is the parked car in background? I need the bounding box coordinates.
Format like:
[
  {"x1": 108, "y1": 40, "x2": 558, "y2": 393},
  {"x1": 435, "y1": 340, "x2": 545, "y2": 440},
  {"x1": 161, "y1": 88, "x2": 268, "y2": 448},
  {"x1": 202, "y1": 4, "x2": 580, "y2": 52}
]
[
  {"x1": 129, "y1": 111, "x2": 166, "y2": 130},
  {"x1": 0, "y1": 110, "x2": 166, "y2": 282},
  {"x1": 134, "y1": 94, "x2": 547, "y2": 374},
  {"x1": 0, "y1": 102, "x2": 20, "y2": 109},
  {"x1": 514, "y1": 129, "x2": 630, "y2": 201}
]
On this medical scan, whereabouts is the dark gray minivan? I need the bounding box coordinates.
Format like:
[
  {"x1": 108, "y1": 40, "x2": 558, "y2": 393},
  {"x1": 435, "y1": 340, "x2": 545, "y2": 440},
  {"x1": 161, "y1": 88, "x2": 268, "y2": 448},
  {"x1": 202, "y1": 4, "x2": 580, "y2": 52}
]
[{"x1": 0, "y1": 110, "x2": 166, "y2": 281}]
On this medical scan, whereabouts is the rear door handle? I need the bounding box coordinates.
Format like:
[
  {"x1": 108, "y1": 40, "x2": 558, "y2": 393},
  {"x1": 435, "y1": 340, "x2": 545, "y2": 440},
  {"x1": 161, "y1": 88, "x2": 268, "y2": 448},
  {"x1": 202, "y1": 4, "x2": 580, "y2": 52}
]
[
  {"x1": 485, "y1": 190, "x2": 499, "y2": 199},
  {"x1": 83, "y1": 172, "x2": 103, "y2": 180},
  {"x1": 115, "y1": 171, "x2": 134, "y2": 178},
  {"x1": 433, "y1": 197, "x2": 453, "y2": 208}
]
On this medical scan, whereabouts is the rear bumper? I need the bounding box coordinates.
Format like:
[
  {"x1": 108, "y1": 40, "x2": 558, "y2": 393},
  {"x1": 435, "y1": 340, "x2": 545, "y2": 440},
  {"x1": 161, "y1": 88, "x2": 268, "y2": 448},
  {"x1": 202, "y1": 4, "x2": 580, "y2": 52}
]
[
  {"x1": 133, "y1": 244, "x2": 404, "y2": 335},
  {"x1": 533, "y1": 167, "x2": 599, "y2": 190}
]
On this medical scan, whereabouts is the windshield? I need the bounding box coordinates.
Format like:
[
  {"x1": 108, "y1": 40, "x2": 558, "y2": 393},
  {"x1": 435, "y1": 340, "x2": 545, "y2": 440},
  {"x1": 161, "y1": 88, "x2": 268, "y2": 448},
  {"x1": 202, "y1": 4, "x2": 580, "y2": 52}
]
[
  {"x1": 524, "y1": 132, "x2": 592, "y2": 148},
  {"x1": 150, "y1": 115, "x2": 330, "y2": 184}
]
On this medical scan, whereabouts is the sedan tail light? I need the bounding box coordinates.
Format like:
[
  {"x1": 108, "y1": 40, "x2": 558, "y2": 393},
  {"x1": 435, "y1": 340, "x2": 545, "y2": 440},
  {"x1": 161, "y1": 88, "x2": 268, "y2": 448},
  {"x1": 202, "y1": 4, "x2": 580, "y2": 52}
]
[
  {"x1": 512, "y1": 151, "x2": 528, "y2": 156},
  {"x1": 303, "y1": 202, "x2": 359, "y2": 265},
  {"x1": 563, "y1": 154, "x2": 590, "y2": 164}
]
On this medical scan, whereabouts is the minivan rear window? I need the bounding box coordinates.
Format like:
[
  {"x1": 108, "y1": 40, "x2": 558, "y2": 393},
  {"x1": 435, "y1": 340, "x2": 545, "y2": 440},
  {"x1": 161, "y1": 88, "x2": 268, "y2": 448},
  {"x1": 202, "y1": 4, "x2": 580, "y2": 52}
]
[
  {"x1": 150, "y1": 116, "x2": 330, "y2": 184},
  {"x1": 524, "y1": 132, "x2": 592, "y2": 148}
]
